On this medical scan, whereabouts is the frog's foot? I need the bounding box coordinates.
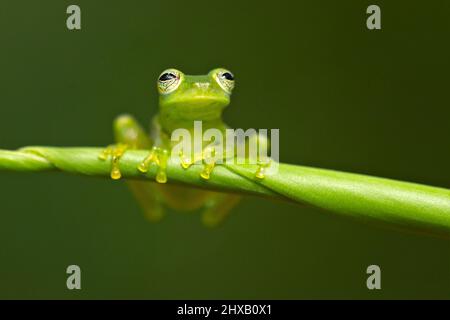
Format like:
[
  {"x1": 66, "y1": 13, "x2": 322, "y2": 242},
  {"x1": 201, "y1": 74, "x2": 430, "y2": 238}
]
[
  {"x1": 200, "y1": 162, "x2": 215, "y2": 180},
  {"x1": 200, "y1": 147, "x2": 219, "y2": 180},
  {"x1": 178, "y1": 147, "x2": 222, "y2": 180},
  {"x1": 178, "y1": 150, "x2": 194, "y2": 169},
  {"x1": 255, "y1": 157, "x2": 271, "y2": 179},
  {"x1": 98, "y1": 143, "x2": 129, "y2": 180},
  {"x1": 137, "y1": 146, "x2": 169, "y2": 184},
  {"x1": 178, "y1": 148, "x2": 215, "y2": 180}
]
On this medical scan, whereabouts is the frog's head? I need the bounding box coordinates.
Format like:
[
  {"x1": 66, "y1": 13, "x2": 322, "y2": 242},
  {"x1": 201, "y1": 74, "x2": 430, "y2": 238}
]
[{"x1": 157, "y1": 68, "x2": 234, "y2": 122}]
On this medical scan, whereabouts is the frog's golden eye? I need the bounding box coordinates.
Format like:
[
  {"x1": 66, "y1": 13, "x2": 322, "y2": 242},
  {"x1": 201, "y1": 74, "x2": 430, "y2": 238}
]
[
  {"x1": 215, "y1": 69, "x2": 235, "y2": 94},
  {"x1": 157, "y1": 69, "x2": 182, "y2": 94}
]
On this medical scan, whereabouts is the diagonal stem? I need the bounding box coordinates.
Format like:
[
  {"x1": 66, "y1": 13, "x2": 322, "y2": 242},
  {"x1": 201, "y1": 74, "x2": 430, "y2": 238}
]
[{"x1": 1, "y1": 146, "x2": 450, "y2": 237}]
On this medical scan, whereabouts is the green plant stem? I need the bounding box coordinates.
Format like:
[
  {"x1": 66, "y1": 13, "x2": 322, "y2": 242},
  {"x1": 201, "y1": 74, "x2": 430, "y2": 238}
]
[{"x1": 1, "y1": 146, "x2": 450, "y2": 237}]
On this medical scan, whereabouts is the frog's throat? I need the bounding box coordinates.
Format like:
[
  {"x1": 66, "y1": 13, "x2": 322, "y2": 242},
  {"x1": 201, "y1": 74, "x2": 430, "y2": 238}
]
[{"x1": 157, "y1": 115, "x2": 227, "y2": 135}]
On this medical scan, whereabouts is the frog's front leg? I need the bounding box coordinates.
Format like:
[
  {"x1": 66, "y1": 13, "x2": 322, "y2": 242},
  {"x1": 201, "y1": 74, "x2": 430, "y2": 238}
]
[
  {"x1": 99, "y1": 114, "x2": 164, "y2": 221},
  {"x1": 178, "y1": 145, "x2": 221, "y2": 180},
  {"x1": 137, "y1": 146, "x2": 169, "y2": 184},
  {"x1": 99, "y1": 114, "x2": 153, "y2": 180},
  {"x1": 98, "y1": 143, "x2": 129, "y2": 180}
]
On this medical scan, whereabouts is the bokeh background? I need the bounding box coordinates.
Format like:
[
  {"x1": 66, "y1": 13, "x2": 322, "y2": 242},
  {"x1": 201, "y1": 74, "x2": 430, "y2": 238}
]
[{"x1": 0, "y1": 0, "x2": 449, "y2": 299}]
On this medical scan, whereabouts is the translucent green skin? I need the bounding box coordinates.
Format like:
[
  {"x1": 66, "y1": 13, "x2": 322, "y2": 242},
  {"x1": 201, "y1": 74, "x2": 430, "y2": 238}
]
[
  {"x1": 158, "y1": 68, "x2": 231, "y2": 133},
  {"x1": 113, "y1": 68, "x2": 240, "y2": 226}
]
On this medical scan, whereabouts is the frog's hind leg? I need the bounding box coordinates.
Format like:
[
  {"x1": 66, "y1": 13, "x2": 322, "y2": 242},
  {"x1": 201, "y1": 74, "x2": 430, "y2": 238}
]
[
  {"x1": 201, "y1": 193, "x2": 241, "y2": 227},
  {"x1": 101, "y1": 114, "x2": 165, "y2": 221},
  {"x1": 127, "y1": 180, "x2": 164, "y2": 222}
]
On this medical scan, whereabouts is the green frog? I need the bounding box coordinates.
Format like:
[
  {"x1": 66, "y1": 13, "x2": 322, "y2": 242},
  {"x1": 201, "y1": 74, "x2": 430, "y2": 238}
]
[{"x1": 99, "y1": 68, "x2": 267, "y2": 226}]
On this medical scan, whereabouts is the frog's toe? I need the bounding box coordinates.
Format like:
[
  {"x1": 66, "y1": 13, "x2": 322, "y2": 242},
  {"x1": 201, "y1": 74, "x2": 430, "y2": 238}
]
[
  {"x1": 98, "y1": 143, "x2": 129, "y2": 180},
  {"x1": 199, "y1": 146, "x2": 217, "y2": 180},
  {"x1": 178, "y1": 150, "x2": 193, "y2": 169},
  {"x1": 138, "y1": 146, "x2": 169, "y2": 184},
  {"x1": 255, "y1": 157, "x2": 271, "y2": 180},
  {"x1": 200, "y1": 163, "x2": 215, "y2": 180}
]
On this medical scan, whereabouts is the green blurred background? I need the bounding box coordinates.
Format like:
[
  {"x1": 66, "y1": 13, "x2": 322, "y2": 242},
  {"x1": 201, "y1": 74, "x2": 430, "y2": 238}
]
[{"x1": 0, "y1": 0, "x2": 449, "y2": 299}]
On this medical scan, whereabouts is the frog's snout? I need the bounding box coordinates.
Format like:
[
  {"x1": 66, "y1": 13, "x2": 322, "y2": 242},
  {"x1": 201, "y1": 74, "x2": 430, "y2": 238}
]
[{"x1": 194, "y1": 82, "x2": 210, "y2": 90}]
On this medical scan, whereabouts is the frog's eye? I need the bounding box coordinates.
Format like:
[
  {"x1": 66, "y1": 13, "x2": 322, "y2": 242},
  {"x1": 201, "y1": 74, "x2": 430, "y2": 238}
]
[
  {"x1": 215, "y1": 70, "x2": 235, "y2": 94},
  {"x1": 157, "y1": 69, "x2": 182, "y2": 94},
  {"x1": 159, "y1": 72, "x2": 177, "y2": 81},
  {"x1": 221, "y1": 72, "x2": 234, "y2": 81}
]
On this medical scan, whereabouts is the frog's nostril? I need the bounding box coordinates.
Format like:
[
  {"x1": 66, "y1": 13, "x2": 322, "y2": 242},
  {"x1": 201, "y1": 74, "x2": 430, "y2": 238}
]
[{"x1": 195, "y1": 82, "x2": 210, "y2": 89}]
